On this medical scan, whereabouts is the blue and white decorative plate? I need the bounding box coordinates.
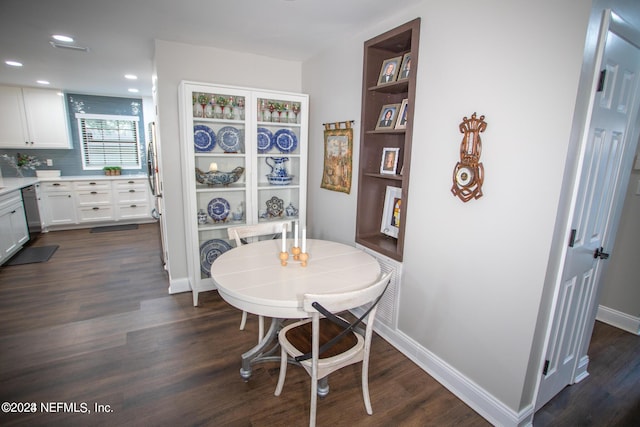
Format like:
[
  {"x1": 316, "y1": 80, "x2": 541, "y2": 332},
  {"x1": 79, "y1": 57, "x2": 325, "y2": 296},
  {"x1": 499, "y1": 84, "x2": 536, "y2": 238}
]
[
  {"x1": 194, "y1": 125, "x2": 216, "y2": 152},
  {"x1": 217, "y1": 126, "x2": 241, "y2": 152},
  {"x1": 199, "y1": 239, "x2": 233, "y2": 276},
  {"x1": 207, "y1": 197, "x2": 231, "y2": 222},
  {"x1": 273, "y1": 129, "x2": 298, "y2": 153},
  {"x1": 257, "y1": 127, "x2": 274, "y2": 153}
]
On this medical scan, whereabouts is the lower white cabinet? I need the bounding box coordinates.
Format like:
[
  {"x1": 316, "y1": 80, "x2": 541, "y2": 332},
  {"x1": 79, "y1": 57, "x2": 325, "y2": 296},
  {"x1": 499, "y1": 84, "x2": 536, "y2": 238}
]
[
  {"x1": 39, "y1": 181, "x2": 77, "y2": 227},
  {"x1": 114, "y1": 179, "x2": 151, "y2": 220},
  {"x1": 0, "y1": 191, "x2": 29, "y2": 264},
  {"x1": 38, "y1": 177, "x2": 152, "y2": 230},
  {"x1": 74, "y1": 180, "x2": 114, "y2": 222}
]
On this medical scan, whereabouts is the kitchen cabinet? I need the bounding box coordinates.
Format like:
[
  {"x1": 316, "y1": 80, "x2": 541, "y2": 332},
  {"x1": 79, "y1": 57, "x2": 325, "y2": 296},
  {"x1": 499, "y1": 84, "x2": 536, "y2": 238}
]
[
  {"x1": 179, "y1": 81, "x2": 308, "y2": 306},
  {"x1": 0, "y1": 85, "x2": 72, "y2": 149},
  {"x1": 355, "y1": 19, "x2": 420, "y2": 262},
  {"x1": 38, "y1": 176, "x2": 152, "y2": 231},
  {"x1": 74, "y1": 180, "x2": 114, "y2": 223},
  {"x1": 0, "y1": 190, "x2": 29, "y2": 264},
  {"x1": 114, "y1": 178, "x2": 151, "y2": 220},
  {"x1": 39, "y1": 181, "x2": 77, "y2": 227}
]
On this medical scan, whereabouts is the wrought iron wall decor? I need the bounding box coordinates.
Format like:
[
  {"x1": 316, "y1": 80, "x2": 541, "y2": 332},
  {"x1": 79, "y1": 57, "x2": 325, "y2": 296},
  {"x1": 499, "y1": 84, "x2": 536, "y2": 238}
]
[{"x1": 451, "y1": 112, "x2": 487, "y2": 202}]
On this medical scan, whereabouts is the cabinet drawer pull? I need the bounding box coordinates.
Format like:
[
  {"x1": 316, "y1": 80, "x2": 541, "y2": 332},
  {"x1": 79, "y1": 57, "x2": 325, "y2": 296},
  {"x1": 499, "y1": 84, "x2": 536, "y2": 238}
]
[
  {"x1": 128, "y1": 181, "x2": 134, "y2": 184},
  {"x1": 10, "y1": 210, "x2": 16, "y2": 214},
  {"x1": 92, "y1": 207, "x2": 100, "y2": 210},
  {"x1": 130, "y1": 204, "x2": 137, "y2": 208},
  {"x1": 129, "y1": 189, "x2": 135, "y2": 193},
  {"x1": 53, "y1": 183, "x2": 61, "y2": 186},
  {"x1": 89, "y1": 182, "x2": 96, "y2": 185},
  {"x1": 91, "y1": 191, "x2": 98, "y2": 194}
]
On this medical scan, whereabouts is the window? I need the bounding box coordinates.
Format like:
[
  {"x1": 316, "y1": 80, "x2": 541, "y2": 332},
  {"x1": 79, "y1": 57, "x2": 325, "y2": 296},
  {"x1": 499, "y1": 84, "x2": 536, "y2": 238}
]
[{"x1": 76, "y1": 113, "x2": 141, "y2": 170}]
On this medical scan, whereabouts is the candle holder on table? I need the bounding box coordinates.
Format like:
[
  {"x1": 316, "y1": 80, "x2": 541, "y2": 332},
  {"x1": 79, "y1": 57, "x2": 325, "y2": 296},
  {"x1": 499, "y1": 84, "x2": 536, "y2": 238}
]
[
  {"x1": 291, "y1": 246, "x2": 301, "y2": 261},
  {"x1": 279, "y1": 251, "x2": 289, "y2": 266},
  {"x1": 299, "y1": 252, "x2": 309, "y2": 267}
]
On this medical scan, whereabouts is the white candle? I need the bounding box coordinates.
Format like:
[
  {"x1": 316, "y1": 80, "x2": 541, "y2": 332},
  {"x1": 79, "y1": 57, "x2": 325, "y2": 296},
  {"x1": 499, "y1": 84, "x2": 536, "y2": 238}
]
[
  {"x1": 209, "y1": 162, "x2": 218, "y2": 172},
  {"x1": 282, "y1": 224, "x2": 287, "y2": 252},
  {"x1": 302, "y1": 227, "x2": 306, "y2": 253},
  {"x1": 294, "y1": 222, "x2": 299, "y2": 247}
]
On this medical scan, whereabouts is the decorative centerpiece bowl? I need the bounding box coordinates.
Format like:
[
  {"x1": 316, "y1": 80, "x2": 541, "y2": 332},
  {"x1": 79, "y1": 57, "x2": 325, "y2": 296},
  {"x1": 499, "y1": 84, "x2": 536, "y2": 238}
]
[{"x1": 195, "y1": 166, "x2": 245, "y2": 186}]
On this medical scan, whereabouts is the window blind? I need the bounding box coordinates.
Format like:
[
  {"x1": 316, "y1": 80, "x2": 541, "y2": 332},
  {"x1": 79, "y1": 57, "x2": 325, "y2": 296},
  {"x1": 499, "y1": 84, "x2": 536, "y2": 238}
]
[{"x1": 76, "y1": 114, "x2": 141, "y2": 169}]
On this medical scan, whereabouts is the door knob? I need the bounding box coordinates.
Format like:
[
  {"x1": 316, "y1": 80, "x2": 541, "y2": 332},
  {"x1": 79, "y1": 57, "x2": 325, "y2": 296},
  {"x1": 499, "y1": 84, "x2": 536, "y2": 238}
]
[{"x1": 593, "y1": 247, "x2": 610, "y2": 259}]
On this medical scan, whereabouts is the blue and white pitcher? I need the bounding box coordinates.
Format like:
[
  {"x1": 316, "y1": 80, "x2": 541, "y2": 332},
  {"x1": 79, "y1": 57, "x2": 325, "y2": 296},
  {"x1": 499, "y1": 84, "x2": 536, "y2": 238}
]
[{"x1": 266, "y1": 157, "x2": 290, "y2": 177}]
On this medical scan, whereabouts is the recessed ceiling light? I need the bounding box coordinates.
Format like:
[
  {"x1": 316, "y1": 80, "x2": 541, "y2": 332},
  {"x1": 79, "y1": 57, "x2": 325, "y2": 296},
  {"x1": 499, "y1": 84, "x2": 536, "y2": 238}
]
[
  {"x1": 52, "y1": 34, "x2": 74, "y2": 43},
  {"x1": 124, "y1": 74, "x2": 138, "y2": 80},
  {"x1": 5, "y1": 60, "x2": 23, "y2": 67},
  {"x1": 128, "y1": 88, "x2": 139, "y2": 93},
  {"x1": 37, "y1": 80, "x2": 50, "y2": 85}
]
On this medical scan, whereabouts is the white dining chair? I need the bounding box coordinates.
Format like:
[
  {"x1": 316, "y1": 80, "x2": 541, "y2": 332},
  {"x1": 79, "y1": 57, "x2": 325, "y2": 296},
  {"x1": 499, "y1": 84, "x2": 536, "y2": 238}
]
[
  {"x1": 227, "y1": 220, "x2": 292, "y2": 341},
  {"x1": 274, "y1": 271, "x2": 391, "y2": 427}
]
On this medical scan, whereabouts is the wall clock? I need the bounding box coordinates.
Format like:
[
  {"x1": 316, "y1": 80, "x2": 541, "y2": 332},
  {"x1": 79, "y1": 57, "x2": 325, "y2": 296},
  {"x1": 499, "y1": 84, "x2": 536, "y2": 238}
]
[{"x1": 451, "y1": 112, "x2": 487, "y2": 202}]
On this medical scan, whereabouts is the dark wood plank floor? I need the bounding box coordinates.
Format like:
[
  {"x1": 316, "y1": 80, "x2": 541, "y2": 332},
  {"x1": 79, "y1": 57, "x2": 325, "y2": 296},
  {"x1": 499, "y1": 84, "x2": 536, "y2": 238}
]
[{"x1": 0, "y1": 224, "x2": 637, "y2": 426}]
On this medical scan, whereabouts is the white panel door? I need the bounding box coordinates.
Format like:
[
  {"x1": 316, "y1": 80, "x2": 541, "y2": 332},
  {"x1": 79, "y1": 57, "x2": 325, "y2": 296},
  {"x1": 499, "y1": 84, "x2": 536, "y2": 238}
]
[{"x1": 537, "y1": 21, "x2": 640, "y2": 410}]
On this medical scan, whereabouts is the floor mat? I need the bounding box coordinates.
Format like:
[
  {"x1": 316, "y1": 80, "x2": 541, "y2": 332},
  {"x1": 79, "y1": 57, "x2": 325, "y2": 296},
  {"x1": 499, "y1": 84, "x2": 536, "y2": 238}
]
[
  {"x1": 5, "y1": 245, "x2": 59, "y2": 266},
  {"x1": 90, "y1": 224, "x2": 139, "y2": 233}
]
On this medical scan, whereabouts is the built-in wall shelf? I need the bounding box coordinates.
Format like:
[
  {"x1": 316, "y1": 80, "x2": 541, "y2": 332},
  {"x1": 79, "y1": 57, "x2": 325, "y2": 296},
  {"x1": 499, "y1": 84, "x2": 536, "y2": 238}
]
[{"x1": 355, "y1": 18, "x2": 420, "y2": 262}]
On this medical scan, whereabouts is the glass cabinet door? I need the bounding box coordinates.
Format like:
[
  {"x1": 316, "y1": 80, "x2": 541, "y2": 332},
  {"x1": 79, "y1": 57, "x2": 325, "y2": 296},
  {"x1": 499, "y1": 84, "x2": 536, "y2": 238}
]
[
  {"x1": 254, "y1": 94, "x2": 306, "y2": 226},
  {"x1": 189, "y1": 87, "x2": 251, "y2": 282}
]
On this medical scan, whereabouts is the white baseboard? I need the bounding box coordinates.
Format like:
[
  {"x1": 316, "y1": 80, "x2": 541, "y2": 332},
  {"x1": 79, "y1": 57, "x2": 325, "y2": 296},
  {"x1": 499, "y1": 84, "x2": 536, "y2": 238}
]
[
  {"x1": 168, "y1": 277, "x2": 190, "y2": 294},
  {"x1": 363, "y1": 314, "x2": 534, "y2": 426},
  {"x1": 596, "y1": 305, "x2": 640, "y2": 335}
]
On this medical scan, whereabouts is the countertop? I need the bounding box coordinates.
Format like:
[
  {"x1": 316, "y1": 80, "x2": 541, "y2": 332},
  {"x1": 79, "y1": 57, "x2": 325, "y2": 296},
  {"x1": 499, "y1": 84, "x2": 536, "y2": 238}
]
[{"x1": 0, "y1": 174, "x2": 148, "y2": 197}]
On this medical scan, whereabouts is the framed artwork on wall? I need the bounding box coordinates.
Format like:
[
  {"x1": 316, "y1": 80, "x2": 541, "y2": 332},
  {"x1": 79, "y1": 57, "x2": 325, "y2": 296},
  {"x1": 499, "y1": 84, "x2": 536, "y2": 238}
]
[
  {"x1": 380, "y1": 185, "x2": 401, "y2": 238},
  {"x1": 320, "y1": 126, "x2": 353, "y2": 194}
]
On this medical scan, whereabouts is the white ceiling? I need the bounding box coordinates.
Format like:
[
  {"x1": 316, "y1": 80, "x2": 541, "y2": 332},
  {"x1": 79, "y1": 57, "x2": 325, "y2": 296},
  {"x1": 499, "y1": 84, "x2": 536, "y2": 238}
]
[{"x1": 0, "y1": 0, "x2": 421, "y2": 98}]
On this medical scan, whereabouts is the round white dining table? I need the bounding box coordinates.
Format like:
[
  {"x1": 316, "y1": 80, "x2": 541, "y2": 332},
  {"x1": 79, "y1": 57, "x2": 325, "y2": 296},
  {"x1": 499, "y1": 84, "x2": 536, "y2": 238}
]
[{"x1": 210, "y1": 238, "x2": 381, "y2": 380}]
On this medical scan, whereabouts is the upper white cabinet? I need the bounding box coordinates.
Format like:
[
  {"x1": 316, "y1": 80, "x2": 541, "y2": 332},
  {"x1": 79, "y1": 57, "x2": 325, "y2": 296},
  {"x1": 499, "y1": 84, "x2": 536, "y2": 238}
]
[
  {"x1": 179, "y1": 81, "x2": 308, "y2": 306},
  {"x1": 0, "y1": 85, "x2": 72, "y2": 149}
]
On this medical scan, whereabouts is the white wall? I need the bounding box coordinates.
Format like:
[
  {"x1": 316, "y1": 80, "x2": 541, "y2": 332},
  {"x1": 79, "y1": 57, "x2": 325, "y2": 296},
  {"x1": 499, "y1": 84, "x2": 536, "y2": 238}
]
[
  {"x1": 303, "y1": 0, "x2": 590, "y2": 419},
  {"x1": 154, "y1": 40, "x2": 301, "y2": 289}
]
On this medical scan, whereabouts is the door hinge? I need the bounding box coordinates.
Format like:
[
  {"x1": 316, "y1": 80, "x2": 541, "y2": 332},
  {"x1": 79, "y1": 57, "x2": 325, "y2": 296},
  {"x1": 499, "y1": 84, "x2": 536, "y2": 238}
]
[
  {"x1": 568, "y1": 229, "x2": 577, "y2": 247},
  {"x1": 542, "y1": 360, "x2": 550, "y2": 376},
  {"x1": 597, "y1": 69, "x2": 607, "y2": 92}
]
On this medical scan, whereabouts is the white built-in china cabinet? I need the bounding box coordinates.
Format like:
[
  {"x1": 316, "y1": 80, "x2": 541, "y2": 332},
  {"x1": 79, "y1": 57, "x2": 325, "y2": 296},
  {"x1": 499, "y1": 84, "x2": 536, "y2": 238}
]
[{"x1": 179, "y1": 82, "x2": 308, "y2": 306}]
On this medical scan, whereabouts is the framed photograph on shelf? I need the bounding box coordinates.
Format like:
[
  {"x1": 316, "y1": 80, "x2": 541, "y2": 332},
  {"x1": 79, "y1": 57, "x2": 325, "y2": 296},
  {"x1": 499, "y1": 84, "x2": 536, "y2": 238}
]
[
  {"x1": 397, "y1": 53, "x2": 412, "y2": 80},
  {"x1": 377, "y1": 56, "x2": 402, "y2": 85},
  {"x1": 380, "y1": 147, "x2": 400, "y2": 175},
  {"x1": 375, "y1": 103, "x2": 401, "y2": 130},
  {"x1": 395, "y1": 99, "x2": 409, "y2": 130},
  {"x1": 380, "y1": 186, "x2": 401, "y2": 238}
]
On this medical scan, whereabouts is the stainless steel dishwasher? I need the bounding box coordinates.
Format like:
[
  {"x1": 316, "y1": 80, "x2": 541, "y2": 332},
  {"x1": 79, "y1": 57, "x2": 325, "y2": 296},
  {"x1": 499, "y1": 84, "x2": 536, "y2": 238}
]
[{"x1": 20, "y1": 185, "x2": 42, "y2": 240}]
